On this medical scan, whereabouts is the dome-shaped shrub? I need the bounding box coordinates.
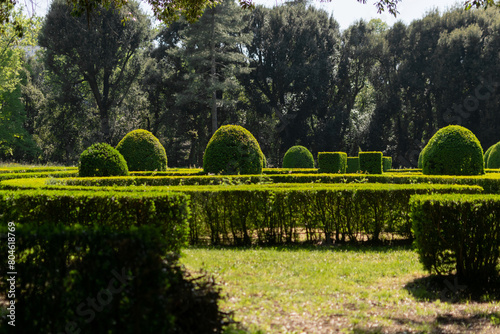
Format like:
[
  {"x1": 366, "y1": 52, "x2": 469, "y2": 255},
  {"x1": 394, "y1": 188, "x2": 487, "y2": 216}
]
[
  {"x1": 487, "y1": 143, "x2": 500, "y2": 169},
  {"x1": 484, "y1": 142, "x2": 499, "y2": 168},
  {"x1": 116, "y1": 129, "x2": 167, "y2": 171},
  {"x1": 79, "y1": 143, "x2": 129, "y2": 177},
  {"x1": 417, "y1": 150, "x2": 424, "y2": 169},
  {"x1": 282, "y1": 146, "x2": 314, "y2": 168},
  {"x1": 422, "y1": 125, "x2": 484, "y2": 175},
  {"x1": 203, "y1": 125, "x2": 265, "y2": 175}
]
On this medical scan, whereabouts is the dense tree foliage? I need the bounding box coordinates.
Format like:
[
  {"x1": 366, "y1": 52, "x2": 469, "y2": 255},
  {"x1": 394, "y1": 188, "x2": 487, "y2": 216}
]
[
  {"x1": 0, "y1": 10, "x2": 39, "y2": 160},
  {"x1": 3, "y1": 2, "x2": 500, "y2": 167}
]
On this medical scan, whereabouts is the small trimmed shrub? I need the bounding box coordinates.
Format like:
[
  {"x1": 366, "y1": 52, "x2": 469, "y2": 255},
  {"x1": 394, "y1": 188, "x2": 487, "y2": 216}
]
[
  {"x1": 483, "y1": 143, "x2": 497, "y2": 168},
  {"x1": 383, "y1": 156, "x2": 392, "y2": 172},
  {"x1": 282, "y1": 146, "x2": 314, "y2": 168},
  {"x1": 346, "y1": 157, "x2": 359, "y2": 173},
  {"x1": 318, "y1": 152, "x2": 347, "y2": 173},
  {"x1": 487, "y1": 142, "x2": 500, "y2": 169},
  {"x1": 79, "y1": 143, "x2": 129, "y2": 177},
  {"x1": 359, "y1": 152, "x2": 383, "y2": 174},
  {"x1": 203, "y1": 125, "x2": 265, "y2": 175},
  {"x1": 422, "y1": 125, "x2": 484, "y2": 175},
  {"x1": 116, "y1": 129, "x2": 168, "y2": 171}
]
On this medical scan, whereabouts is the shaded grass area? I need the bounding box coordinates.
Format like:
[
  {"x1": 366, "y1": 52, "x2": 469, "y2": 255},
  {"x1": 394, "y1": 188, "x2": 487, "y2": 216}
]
[{"x1": 181, "y1": 245, "x2": 500, "y2": 334}]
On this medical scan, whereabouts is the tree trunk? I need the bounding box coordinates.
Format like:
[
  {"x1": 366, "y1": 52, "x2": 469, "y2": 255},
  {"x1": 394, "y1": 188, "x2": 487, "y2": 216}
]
[{"x1": 210, "y1": 9, "x2": 217, "y2": 135}]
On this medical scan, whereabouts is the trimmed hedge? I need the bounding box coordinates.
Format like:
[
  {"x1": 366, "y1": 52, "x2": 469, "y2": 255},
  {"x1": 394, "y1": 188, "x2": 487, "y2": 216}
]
[
  {"x1": 383, "y1": 156, "x2": 392, "y2": 172},
  {"x1": 411, "y1": 194, "x2": 500, "y2": 283},
  {"x1": 116, "y1": 129, "x2": 168, "y2": 171},
  {"x1": 487, "y1": 143, "x2": 500, "y2": 169},
  {"x1": 359, "y1": 152, "x2": 383, "y2": 174},
  {"x1": 484, "y1": 143, "x2": 497, "y2": 168},
  {"x1": 346, "y1": 157, "x2": 359, "y2": 173},
  {"x1": 282, "y1": 146, "x2": 315, "y2": 168},
  {"x1": 0, "y1": 178, "x2": 482, "y2": 246},
  {"x1": 318, "y1": 152, "x2": 347, "y2": 173},
  {"x1": 0, "y1": 190, "x2": 190, "y2": 253},
  {"x1": 422, "y1": 125, "x2": 484, "y2": 176},
  {"x1": 0, "y1": 223, "x2": 231, "y2": 333},
  {"x1": 184, "y1": 183, "x2": 481, "y2": 245},
  {"x1": 7, "y1": 173, "x2": 500, "y2": 194},
  {"x1": 0, "y1": 166, "x2": 77, "y2": 174},
  {"x1": 203, "y1": 125, "x2": 265, "y2": 175},
  {"x1": 79, "y1": 143, "x2": 129, "y2": 177},
  {"x1": 418, "y1": 150, "x2": 424, "y2": 169},
  {"x1": 0, "y1": 170, "x2": 77, "y2": 181}
]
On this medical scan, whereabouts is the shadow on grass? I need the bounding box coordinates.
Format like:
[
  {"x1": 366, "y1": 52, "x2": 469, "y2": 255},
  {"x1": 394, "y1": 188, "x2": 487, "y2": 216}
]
[
  {"x1": 186, "y1": 239, "x2": 415, "y2": 254},
  {"x1": 404, "y1": 274, "x2": 500, "y2": 303}
]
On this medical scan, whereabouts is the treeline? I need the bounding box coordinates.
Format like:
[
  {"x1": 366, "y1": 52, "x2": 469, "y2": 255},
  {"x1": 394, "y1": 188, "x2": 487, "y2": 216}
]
[{"x1": 3, "y1": 0, "x2": 500, "y2": 167}]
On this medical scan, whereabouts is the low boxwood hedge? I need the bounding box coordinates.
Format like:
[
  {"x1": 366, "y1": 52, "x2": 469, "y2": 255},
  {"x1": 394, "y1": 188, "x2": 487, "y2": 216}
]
[
  {"x1": 359, "y1": 152, "x2": 383, "y2": 174},
  {"x1": 317, "y1": 152, "x2": 347, "y2": 173},
  {"x1": 411, "y1": 194, "x2": 500, "y2": 283},
  {"x1": 0, "y1": 190, "x2": 190, "y2": 253}
]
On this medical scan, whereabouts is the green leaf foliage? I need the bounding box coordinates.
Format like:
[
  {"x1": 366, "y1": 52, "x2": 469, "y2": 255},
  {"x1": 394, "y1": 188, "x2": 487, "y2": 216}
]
[
  {"x1": 282, "y1": 145, "x2": 314, "y2": 168},
  {"x1": 359, "y1": 151, "x2": 383, "y2": 174},
  {"x1": 346, "y1": 157, "x2": 359, "y2": 173},
  {"x1": 411, "y1": 194, "x2": 500, "y2": 283},
  {"x1": 203, "y1": 125, "x2": 265, "y2": 175},
  {"x1": 383, "y1": 156, "x2": 392, "y2": 172},
  {"x1": 1, "y1": 177, "x2": 481, "y2": 246},
  {"x1": 422, "y1": 125, "x2": 484, "y2": 176},
  {"x1": 484, "y1": 142, "x2": 497, "y2": 168},
  {"x1": 0, "y1": 189, "x2": 189, "y2": 251},
  {"x1": 116, "y1": 129, "x2": 168, "y2": 171},
  {"x1": 0, "y1": 223, "x2": 231, "y2": 333},
  {"x1": 318, "y1": 152, "x2": 347, "y2": 173},
  {"x1": 79, "y1": 143, "x2": 129, "y2": 177},
  {"x1": 486, "y1": 142, "x2": 500, "y2": 169}
]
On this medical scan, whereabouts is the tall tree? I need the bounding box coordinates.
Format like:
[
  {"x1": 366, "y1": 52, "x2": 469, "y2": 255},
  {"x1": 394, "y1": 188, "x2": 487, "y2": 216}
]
[
  {"x1": 243, "y1": 4, "x2": 340, "y2": 163},
  {"x1": 38, "y1": 0, "x2": 150, "y2": 144},
  {"x1": 0, "y1": 10, "x2": 39, "y2": 160},
  {"x1": 145, "y1": 0, "x2": 250, "y2": 166},
  {"x1": 174, "y1": 0, "x2": 251, "y2": 135}
]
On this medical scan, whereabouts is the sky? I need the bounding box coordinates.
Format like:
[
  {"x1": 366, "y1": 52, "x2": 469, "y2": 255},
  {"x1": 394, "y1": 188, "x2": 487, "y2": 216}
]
[{"x1": 25, "y1": 0, "x2": 463, "y2": 30}]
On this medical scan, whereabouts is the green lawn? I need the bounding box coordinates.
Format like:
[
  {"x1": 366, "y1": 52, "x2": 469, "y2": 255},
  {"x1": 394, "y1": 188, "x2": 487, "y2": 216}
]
[{"x1": 181, "y1": 245, "x2": 500, "y2": 333}]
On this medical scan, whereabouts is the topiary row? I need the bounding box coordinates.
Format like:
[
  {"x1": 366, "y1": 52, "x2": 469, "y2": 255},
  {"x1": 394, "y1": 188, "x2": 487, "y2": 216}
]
[{"x1": 79, "y1": 130, "x2": 168, "y2": 177}]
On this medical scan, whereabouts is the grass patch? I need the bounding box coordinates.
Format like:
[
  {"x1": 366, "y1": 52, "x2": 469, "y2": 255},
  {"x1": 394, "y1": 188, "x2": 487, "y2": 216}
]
[{"x1": 181, "y1": 245, "x2": 500, "y2": 333}]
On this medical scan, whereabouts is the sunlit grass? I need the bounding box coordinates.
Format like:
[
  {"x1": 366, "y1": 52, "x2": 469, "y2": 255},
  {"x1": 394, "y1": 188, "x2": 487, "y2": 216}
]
[{"x1": 181, "y1": 245, "x2": 500, "y2": 333}]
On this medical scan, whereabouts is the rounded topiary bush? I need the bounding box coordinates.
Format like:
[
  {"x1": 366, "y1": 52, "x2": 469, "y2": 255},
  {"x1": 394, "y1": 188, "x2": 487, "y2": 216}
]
[
  {"x1": 79, "y1": 143, "x2": 129, "y2": 177},
  {"x1": 282, "y1": 146, "x2": 314, "y2": 168},
  {"x1": 116, "y1": 129, "x2": 167, "y2": 171},
  {"x1": 422, "y1": 125, "x2": 484, "y2": 175},
  {"x1": 487, "y1": 143, "x2": 500, "y2": 169},
  {"x1": 484, "y1": 143, "x2": 497, "y2": 168},
  {"x1": 203, "y1": 125, "x2": 265, "y2": 175}
]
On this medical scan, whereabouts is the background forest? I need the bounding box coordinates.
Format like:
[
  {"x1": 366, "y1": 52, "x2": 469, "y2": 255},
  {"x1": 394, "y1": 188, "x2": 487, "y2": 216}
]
[{"x1": 1, "y1": 0, "x2": 500, "y2": 168}]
